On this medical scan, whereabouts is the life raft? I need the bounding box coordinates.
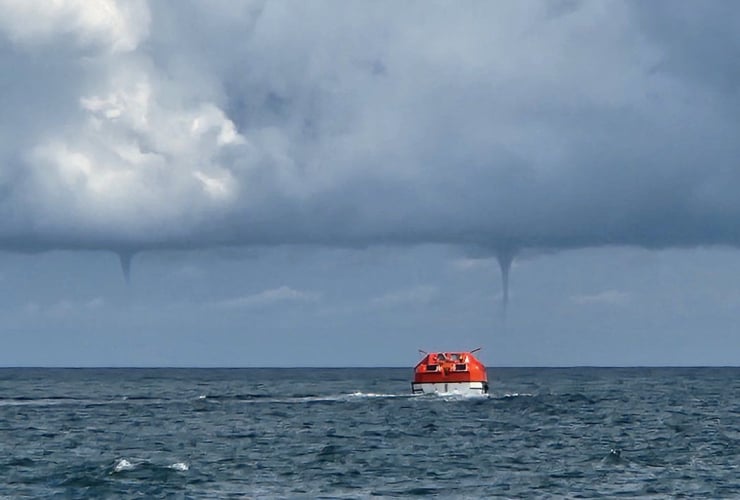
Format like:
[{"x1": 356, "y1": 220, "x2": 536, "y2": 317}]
[{"x1": 411, "y1": 349, "x2": 489, "y2": 395}]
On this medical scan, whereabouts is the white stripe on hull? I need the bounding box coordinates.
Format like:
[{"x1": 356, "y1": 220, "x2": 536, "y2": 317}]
[{"x1": 411, "y1": 381, "x2": 488, "y2": 395}]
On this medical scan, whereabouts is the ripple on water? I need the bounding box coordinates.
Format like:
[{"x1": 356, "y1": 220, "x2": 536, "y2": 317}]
[{"x1": 0, "y1": 367, "x2": 738, "y2": 497}]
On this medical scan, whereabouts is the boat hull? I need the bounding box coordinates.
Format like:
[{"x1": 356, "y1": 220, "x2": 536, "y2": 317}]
[{"x1": 411, "y1": 381, "x2": 489, "y2": 395}]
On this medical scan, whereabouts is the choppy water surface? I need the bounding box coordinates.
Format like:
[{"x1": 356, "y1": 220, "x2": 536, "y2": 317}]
[{"x1": 0, "y1": 367, "x2": 738, "y2": 498}]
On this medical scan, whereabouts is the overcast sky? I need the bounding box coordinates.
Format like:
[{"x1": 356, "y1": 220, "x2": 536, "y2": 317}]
[{"x1": 1, "y1": 0, "x2": 739, "y2": 367}]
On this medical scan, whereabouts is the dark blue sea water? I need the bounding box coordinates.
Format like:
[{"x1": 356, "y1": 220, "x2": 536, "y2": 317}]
[{"x1": 0, "y1": 367, "x2": 738, "y2": 498}]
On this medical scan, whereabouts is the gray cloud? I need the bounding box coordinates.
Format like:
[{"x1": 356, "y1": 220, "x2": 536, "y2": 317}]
[
  {"x1": 1, "y1": 0, "x2": 739, "y2": 272},
  {"x1": 370, "y1": 285, "x2": 440, "y2": 309},
  {"x1": 212, "y1": 286, "x2": 321, "y2": 309},
  {"x1": 570, "y1": 290, "x2": 630, "y2": 306}
]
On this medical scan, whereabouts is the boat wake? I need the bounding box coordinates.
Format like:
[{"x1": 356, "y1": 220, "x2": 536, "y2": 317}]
[
  {"x1": 414, "y1": 391, "x2": 490, "y2": 401},
  {"x1": 345, "y1": 391, "x2": 408, "y2": 399}
]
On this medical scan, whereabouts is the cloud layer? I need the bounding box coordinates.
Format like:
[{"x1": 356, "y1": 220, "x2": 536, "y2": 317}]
[{"x1": 1, "y1": 1, "x2": 740, "y2": 260}]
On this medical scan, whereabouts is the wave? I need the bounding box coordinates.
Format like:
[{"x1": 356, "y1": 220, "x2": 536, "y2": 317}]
[
  {"x1": 0, "y1": 391, "x2": 425, "y2": 408},
  {"x1": 345, "y1": 391, "x2": 407, "y2": 399},
  {"x1": 200, "y1": 392, "x2": 414, "y2": 404},
  {"x1": 499, "y1": 392, "x2": 535, "y2": 398},
  {"x1": 112, "y1": 458, "x2": 190, "y2": 475},
  {"x1": 434, "y1": 392, "x2": 490, "y2": 401},
  {"x1": 112, "y1": 458, "x2": 134, "y2": 473},
  {"x1": 0, "y1": 396, "x2": 169, "y2": 407}
]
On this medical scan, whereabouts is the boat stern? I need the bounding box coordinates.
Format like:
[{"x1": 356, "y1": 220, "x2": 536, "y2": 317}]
[{"x1": 412, "y1": 350, "x2": 489, "y2": 395}]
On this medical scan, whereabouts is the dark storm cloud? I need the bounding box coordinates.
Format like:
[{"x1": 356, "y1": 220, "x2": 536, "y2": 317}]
[{"x1": 0, "y1": 0, "x2": 739, "y2": 261}]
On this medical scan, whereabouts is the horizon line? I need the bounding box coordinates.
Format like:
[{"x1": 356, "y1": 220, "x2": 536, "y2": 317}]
[{"x1": 0, "y1": 365, "x2": 738, "y2": 369}]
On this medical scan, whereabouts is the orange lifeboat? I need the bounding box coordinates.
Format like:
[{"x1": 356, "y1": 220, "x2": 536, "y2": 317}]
[{"x1": 411, "y1": 348, "x2": 489, "y2": 395}]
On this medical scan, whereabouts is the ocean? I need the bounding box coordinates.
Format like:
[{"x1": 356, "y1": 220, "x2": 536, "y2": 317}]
[{"x1": 0, "y1": 367, "x2": 738, "y2": 498}]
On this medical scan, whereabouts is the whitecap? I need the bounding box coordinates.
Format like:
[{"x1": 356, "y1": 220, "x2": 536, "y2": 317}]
[
  {"x1": 113, "y1": 458, "x2": 134, "y2": 473},
  {"x1": 169, "y1": 462, "x2": 189, "y2": 471},
  {"x1": 345, "y1": 392, "x2": 404, "y2": 399},
  {"x1": 437, "y1": 392, "x2": 490, "y2": 401}
]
